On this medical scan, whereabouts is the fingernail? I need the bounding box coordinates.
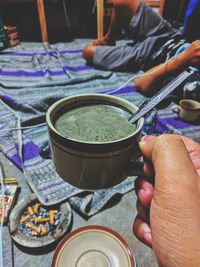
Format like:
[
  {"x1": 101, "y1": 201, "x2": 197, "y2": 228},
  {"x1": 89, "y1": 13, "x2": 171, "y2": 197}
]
[
  {"x1": 139, "y1": 135, "x2": 155, "y2": 147},
  {"x1": 142, "y1": 223, "x2": 152, "y2": 245},
  {"x1": 144, "y1": 232, "x2": 152, "y2": 244},
  {"x1": 141, "y1": 135, "x2": 155, "y2": 142}
]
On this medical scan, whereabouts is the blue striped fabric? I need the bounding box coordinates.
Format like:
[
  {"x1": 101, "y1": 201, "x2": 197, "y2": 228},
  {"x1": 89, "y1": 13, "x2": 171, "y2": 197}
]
[{"x1": 0, "y1": 40, "x2": 199, "y2": 216}]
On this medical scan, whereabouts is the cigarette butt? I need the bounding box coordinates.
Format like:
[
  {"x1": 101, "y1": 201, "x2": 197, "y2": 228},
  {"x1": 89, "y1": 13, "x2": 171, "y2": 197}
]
[
  {"x1": 33, "y1": 203, "x2": 41, "y2": 214},
  {"x1": 30, "y1": 216, "x2": 41, "y2": 222},
  {"x1": 3, "y1": 178, "x2": 18, "y2": 184},
  {"x1": 49, "y1": 214, "x2": 54, "y2": 225},
  {"x1": 40, "y1": 224, "x2": 47, "y2": 236},
  {"x1": 30, "y1": 217, "x2": 38, "y2": 222},
  {"x1": 32, "y1": 231, "x2": 39, "y2": 236},
  {"x1": 49, "y1": 210, "x2": 58, "y2": 214},
  {"x1": 27, "y1": 206, "x2": 34, "y2": 215},
  {"x1": 49, "y1": 210, "x2": 58, "y2": 225},
  {"x1": 26, "y1": 223, "x2": 39, "y2": 232},
  {"x1": 34, "y1": 217, "x2": 49, "y2": 224},
  {"x1": 20, "y1": 214, "x2": 30, "y2": 224}
]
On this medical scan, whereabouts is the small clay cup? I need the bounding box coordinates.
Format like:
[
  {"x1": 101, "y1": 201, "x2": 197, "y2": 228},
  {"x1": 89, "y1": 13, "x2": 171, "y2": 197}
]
[{"x1": 172, "y1": 99, "x2": 200, "y2": 123}]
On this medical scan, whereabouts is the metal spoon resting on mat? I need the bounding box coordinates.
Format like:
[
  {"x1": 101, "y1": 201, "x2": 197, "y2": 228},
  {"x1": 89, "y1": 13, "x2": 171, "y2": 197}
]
[{"x1": 129, "y1": 68, "x2": 195, "y2": 125}]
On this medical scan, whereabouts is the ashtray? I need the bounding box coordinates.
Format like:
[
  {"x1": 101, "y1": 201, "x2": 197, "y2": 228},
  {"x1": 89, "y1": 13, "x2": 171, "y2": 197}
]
[
  {"x1": 9, "y1": 194, "x2": 72, "y2": 248},
  {"x1": 52, "y1": 225, "x2": 136, "y2": 267}
]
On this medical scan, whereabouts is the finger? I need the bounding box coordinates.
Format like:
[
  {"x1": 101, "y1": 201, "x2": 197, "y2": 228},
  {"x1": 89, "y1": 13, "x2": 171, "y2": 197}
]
[
  {"x1": 136, "y1": 199, "x2": 150, "y2": 223},
  {"x1": 133, "y1": 215, "x2": 152, "y2": 247},
  {"x1": 143, "y1": 159, "x2": 154, "y2": 178},
  {"x1": 139, "y1": 134, "x2": 199, "y2": 190},
  {"x1": 181, "y1": 135, "x2": 200, "y2": 175},
  {"x1": 140, "y1": 136, "x2": 155, "y2": 178},
  {"x1": 135, "y1": 178, "x2": 154, "y2": 208}
]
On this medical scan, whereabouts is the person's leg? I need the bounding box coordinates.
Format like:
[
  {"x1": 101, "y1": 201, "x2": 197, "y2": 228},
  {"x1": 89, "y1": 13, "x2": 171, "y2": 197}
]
[{"x1": 93, "y1": 0, "x2": 141, "y2": 46}]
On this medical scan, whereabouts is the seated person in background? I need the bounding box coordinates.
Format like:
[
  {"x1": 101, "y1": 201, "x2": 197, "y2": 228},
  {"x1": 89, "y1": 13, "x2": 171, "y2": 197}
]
[
  {"x1": 83, "y1": 0, "x2": 200, "y2": 94},
  {"x1": 134, "y1": 134, "x2": 200, "y2": 267}
]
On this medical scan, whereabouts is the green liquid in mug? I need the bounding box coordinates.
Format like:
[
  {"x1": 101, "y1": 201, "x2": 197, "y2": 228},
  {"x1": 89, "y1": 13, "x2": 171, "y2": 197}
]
[{"x1": 55, "y1": 104, "x2": 136, "y2": 142}]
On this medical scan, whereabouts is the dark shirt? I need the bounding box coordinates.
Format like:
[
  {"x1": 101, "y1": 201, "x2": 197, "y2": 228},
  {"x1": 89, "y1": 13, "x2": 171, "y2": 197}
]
[{"x1": 183, "y1": 0, "x2": 200, "y2": 41}]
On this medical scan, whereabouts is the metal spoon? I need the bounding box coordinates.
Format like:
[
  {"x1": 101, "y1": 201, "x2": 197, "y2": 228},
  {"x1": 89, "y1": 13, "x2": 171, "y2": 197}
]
[{"x1": 129, "y1": 68, "x2": 195, "y2": 125}]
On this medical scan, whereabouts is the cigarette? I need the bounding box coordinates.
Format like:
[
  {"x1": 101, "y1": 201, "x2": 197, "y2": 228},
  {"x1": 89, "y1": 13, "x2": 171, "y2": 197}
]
[
  {"x1": 49, "y1": 210, "x2": 58, "y2": 225},
  {"x1": 49, "y1": 210, "x2": 58, "y2": 214},
  {"x1": 31, "y1": 231, "x2": 39, "y2": 236},
  {"x1": 27, "y1": 206, "x2": 34, "y2": 215},
  {"x1": 20, "y1": 214, "x2": 30, "y2": 224},
  {"x1": 33, "y1": 203, "x2": 41, "y2": 214},
  {"x1": 26, "y1": 223, "x2": 39, "y2": 232},
  {"x1": 2, "y1": 178, "x2": 18, "y2": 184},
  {"x1": 33, "y1": 217, "x2": 49, "y2": 224},
  {"x1": 40, "y1": 224, "x2": 48, "y2": 236}
]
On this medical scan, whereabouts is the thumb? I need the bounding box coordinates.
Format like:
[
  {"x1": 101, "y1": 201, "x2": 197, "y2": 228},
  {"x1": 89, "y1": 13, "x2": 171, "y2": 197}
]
[{"x1": 139, "y1": 134, "x2": 199, "y2": 190}]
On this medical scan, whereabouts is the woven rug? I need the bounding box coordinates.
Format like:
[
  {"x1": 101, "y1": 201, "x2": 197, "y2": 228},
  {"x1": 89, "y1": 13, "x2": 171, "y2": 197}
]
[{"x1": 0, "y1": 40, "x2": 199, "y2": 216}]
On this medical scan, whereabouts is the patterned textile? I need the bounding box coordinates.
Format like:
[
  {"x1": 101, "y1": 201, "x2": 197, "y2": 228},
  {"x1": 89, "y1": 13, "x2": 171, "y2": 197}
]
[{"x1": 0, "y1": 40, "x2": 199, "y2": 216}]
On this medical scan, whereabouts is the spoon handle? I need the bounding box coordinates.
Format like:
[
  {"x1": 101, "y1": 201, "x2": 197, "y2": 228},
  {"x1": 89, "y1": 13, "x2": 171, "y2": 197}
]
[{"x1": 129, "y1": 69, "x2": 194, "y2": 125}]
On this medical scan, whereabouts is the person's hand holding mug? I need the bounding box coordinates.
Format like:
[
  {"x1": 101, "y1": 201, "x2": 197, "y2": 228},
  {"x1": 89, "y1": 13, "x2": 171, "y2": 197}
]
[{"x1": 133, "y1": 134, "x2": 200, "y2": 267}]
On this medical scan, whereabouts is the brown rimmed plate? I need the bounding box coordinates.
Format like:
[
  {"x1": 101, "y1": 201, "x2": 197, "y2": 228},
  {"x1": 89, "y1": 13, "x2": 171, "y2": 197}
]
[
  {"x1": 9, "y1": 194, "x2": 72, "y2": 248},
  {"x1": 52, "y1": 225, "x2": 136, "y2": 267}
]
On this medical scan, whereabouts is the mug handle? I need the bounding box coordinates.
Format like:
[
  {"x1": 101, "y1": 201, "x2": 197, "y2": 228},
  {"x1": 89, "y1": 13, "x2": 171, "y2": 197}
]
[
  {"x1": 172, "y1": 104, "x2": 180, "y2": 114},
  {"x1": 125, "y1": 161, "x2": 145, "y2": 177}
]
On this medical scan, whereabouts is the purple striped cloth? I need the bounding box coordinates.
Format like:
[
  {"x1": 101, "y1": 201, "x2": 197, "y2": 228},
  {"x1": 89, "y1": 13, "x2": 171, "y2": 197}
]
[{"x1": 0, "y1": 40, "x2": 199, "y2": 216}]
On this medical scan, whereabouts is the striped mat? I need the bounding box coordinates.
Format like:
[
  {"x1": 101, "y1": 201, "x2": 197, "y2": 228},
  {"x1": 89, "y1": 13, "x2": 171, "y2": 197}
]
[{"x1": 0, "y1": 40, "x2": 199, "y2": 216}]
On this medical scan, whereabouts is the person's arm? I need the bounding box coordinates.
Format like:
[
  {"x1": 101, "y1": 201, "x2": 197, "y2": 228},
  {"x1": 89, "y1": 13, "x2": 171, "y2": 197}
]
[{"x1": 134, "y1": 40, "x2": 200, "y2": 94}]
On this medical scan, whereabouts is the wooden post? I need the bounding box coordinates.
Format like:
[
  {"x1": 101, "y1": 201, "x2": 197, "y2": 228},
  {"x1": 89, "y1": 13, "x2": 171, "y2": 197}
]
[
  {"x1": 97, "y1": 0, "x2": 104, "y2": 39},
  {"x1": 37, "y1": 0, "x2": 48, "y2": 42}
]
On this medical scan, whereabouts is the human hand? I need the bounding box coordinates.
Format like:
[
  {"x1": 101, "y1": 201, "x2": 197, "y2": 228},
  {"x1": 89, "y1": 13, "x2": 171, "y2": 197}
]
[
  {"x1": 90, "y1": 36, "x2": 115, "y2": 46},
  {"x1": 133, "y1": 134, "x2": 200, "y2": 267},
  {"x1": 181, "y1": 40, "x2": 200, "y2": 66}
]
